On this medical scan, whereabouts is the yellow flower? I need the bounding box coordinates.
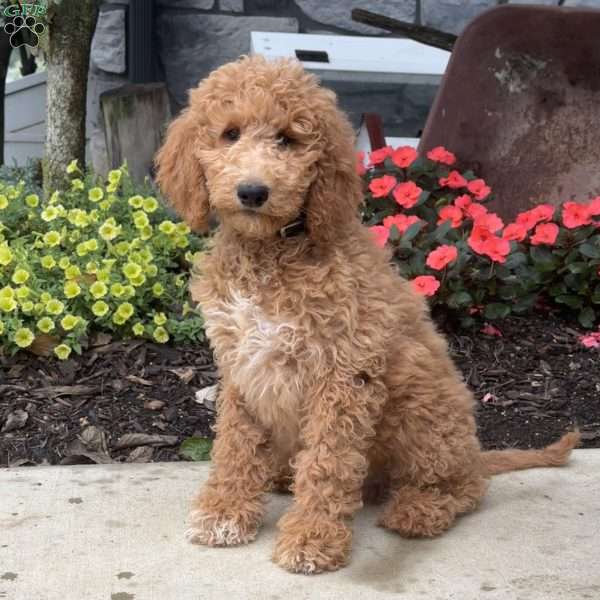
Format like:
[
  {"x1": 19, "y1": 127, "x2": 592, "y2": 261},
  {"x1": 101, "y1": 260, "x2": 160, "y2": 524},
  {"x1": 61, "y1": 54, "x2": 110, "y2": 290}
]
[
  {"x1": 37, "y1": 317, "x2": 55, "y2": 333},
  {"x1": 41, "y1": 255, "x2": 56, "y2": 269},
  {"x1": 65, "y1": 265, "x2": 81, "y2": 280},
  {"x1": 110, "y1": 282, "x2": 125, "y2": 297},
  {"x1": 46, "y1": 299, "x2": 65, "y2": 315},
  {"x1": 114, "y1": 241, "x2": 130, "y2": 256},
  {"x1": 25, "y1": 194, "x2": 39, "y2": 207},
  {"x1": 91, "y1": 300, "x2": 109, "y2": 317},
  {"x1": 40, "y1": 292, "x2": 51, "y2": 303},
  {"x1": 86, "y1": 239, "x2": 99, "y2": 252},
  {"x1": 20, "y1": 300, "x2": 34, "y2": 313},
  {"x1": 128, "y1": 195, "x2": 144, "y2": 209},
  {"x1": 176, "y1": 222, "x2": 191, "y2": 235},
  {"x1": 130, "y1": 273, "x2": 146, "y2": 287},
  {"x1": 97, "y1": 269, "x2": 110, "y2": 283},
  {"x1": 0, "y1": 245, "x2": 13, "y2": 266},
  {"x1": 76, "y1": 242, "x2": 89, "y2": 257},
  {"x1": 159, "y1": 220, "x2": 176, "y2": 235},
  {"x1": 132, "y1": 322, "x2": 145, "y2": 336},
  {"x1": 0, "y1": 297, "x2": 17, "y2": 312},
  {"x1": 122, "y1": 262, "x2": 142, "y2": 280},
  {"x1": 133, "y1": 211, "x2": 149, "y2": 229},
  {"x1": 15, "y1": 286, "x2": 30, "y2": 299},
  {"x1": 71, "y1": 178, "x2": 85, "y2": 191},
  {"x1": 90, "y1": 281, "x2": 108, "y2": 299},
  {"x1": 41, "y1": 206, "x2": 59, "y2": 221},
  {"x1": 145, "y1": 264, "x2": 158, "y2": 278},
  {"x1": 140, "y1": 225, "x2": 153, "y2": 240},
  {"x1": 64, "y1": 281, "x2": 81, "y2": 298},
  {"x1": 59, "y1": 257, "x2": 70, "y2": 269},
  {"x1": 152, "y1": 282, "x2": 164, "y2": 297},
  {"x1": 54, "y1": 344, "x2": 71, "y2": 360},
  {"x1": 106, "y1": 182, "x2": 118, "y2": 194},
  {"x1": 116, "y1": 302, "x2": 134, "y2": 321},
  {"x1": 0, "y1": 321, "x2": 4, "y2": 335},
  {"x1": 12, "y1": 268, "x2": 29, "y2": 285},
  {"x1": 14, "y1": 327, "x2": 34, "y2": 348},
  {"x1": 34, "y1": 302, "x2": 45, "y2": 315},
  {"x1": 175, "y1": 235, "x2": 190, "y2": 249},
  {"x1": 66, "y1": 159, "x2": 79, "y2": 174},
  {"x1": 88, "y1": 187, "x2": 104, "y2": 202},
  {"x1": 153, "y1": 326, "x2": 169, "y2": 343},
  {"x1": 49, "y1": 191, "x2": 61, "y2": 204},
  {"x1": 123, "y1": 285, "x2": 136, "y2": 299},
  {"x1": 68, "y1": 209, "x2": 89, "y2": 227},
  {"x1": 99, "y1": 199, "x2": 111, "y2": 211},
  {"x1": 112, "y1": 313, "x2": 126, "y2": 325},
  {"x1": 98, "y1": 218, "x2": 121, "y2": 241},
  {"x1": 0, "y1": 195, "x2": 8, "y2": 209},
  {"x1": 142, "y1": 197, "x2": 158, "y2": 212},
  {"x1": 85, "y1": 261, "x2": 98, "y2": 274},
  {"x1": 153, "y1": 312, "x2": 167, "y2": 326},
  {"x1": 43, "y1": 231, "x2": 61, "y2": 247},
  {"x1": 69, "y1": 230, "x2": 81, "y2": 243},
  {"x1": 175, "y1": 276, "x2": 185, "y2": 288},
  {"x1": 60, "y1": 314, "x2": 80, "y2": 331},
  {"x1": 108, "y1": 169, "x2": 122, "y2": 185},
  {"x1": 0, "y1": 286, "x2": 15, "y2": 299}
]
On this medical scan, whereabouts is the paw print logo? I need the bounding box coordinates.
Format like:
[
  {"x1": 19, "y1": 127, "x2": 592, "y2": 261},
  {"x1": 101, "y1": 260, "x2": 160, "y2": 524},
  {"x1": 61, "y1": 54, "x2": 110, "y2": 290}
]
[{"x1": 3, "y1": 16, "x2": 46, "y2": 49}]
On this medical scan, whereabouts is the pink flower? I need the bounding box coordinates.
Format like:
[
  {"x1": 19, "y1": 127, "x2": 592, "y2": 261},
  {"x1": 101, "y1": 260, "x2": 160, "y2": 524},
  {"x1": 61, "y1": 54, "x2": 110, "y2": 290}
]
[
  {"x1": 531, "y1": 204, "x2": 555, "y2": 223},
  {"x1": 383, "y1": 214, "x2": 422, "y2": 234},
  {"x1": 393, "y1": 181, "x2": 423, "y2": 208},
  {"x1": 468, "y1": 225, "x2": 495, "y2": 254},
  {"x1": 439, "y1": 170, "x2": 467, "y2": 189},
  {"x1": 437, "y1": 205, "x2": 463, "y2": 228},
  {"x1": 369, "y1": 225, "x2": 390, "y2": 248},
  {"x1": 426, "y1": 245, "x2": 458, "y2": 270},
  {"x1": 467, "y1": 178, "x2": 491, "y2": 201},
  {"x1": 481, "y1": 236, "x2": 511, "y2": 263},
  {"x1": 411, "y1": 275, "x2": 440, "y2": 297},
  {"x1": 391, "y1": 146, "x2": 418, "y2": 169},
  {"x1": 481, "y1": 324, "x2": 503, "y2": 337},
  {"x1": 368, "y1": 146, "x2": 393, "y2": 166},
  {"x1": 531, "y1": 222, "x2": 559, "y2": 245},
  {"x1": 474, "y1": 211, "x2": 504, "y2": 233},
  {"x1": 588, "y1": 196, "x2": 600, "y2": 216},
  {"x1": 369, "y1": 175, "x2": 397, "y2": 198},
  {"x1": 464, "y1": 202, "x2": 488, "y2": 220},
  {"x1": 454, "y1": 194, "x2": 472, "y2": 210},
  {"x1": 562, "y1": 201, "x2": 592, "y2": 229},
  {"x1": 503, "y1": 223, "x2": 528, "y2": 242},
  {"x1": 427, "y1": 146, "x2": 456, "y2": 165},
  {"x1": 580, "y1": 332, "x2": 600, "y2": 348},
  {"x1": 356, "y1": 151, "x2": 366, "y2": 176}
]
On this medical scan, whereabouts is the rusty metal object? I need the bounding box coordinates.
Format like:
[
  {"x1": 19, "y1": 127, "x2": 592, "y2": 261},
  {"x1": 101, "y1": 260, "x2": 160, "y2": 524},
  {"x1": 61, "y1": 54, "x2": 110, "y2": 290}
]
[{"x1": 419, "y1": 5, "x2": 600, "y2": 220}]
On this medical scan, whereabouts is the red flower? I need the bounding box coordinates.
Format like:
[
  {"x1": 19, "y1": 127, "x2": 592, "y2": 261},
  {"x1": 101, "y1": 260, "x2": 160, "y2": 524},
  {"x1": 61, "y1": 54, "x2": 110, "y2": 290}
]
[
  {"x1": 437, "y1": 205, "x2": 463, "y2": 228},
  {"x1": 481, "y1": 324, "x2": 503, "y2": 337},
  {"x1": 468, "y1": 225, "x2": 494, "y2": 254},
  {"x1": 474, "y1": 211, "x2": 504, "y2": 233},
  {"x1": 482, "y1": 236, "x2": 510, "y2": 263},
  {"x1": 516, "y1": 210, "x2": 538, "y2": 231},
  {"x1": 531, "y1": 204, "x2": 555, "y2": 223},
  {"x1": 454, "y1": 194, "x2": 472, "y2": 210},
  {"x1": 369, "y1": 175, "x2": 397, "y2": 198},
  {"x1": 426, "y1": 245, "x2": 458, "y2": 270},
  {"x1": 356, "y1": 151, "x2": 366, "y2": 176},
  {"x1": 393, "y1": 181, "x2": 423, "y2": 208},
  {"x1": 439, "y1": 170, "x2": 467, "y2": 189},
  {"x1": 580, "y1": 332, "x2": 600, "y2": 348},
  {"x1": 368, "y1": 146, "x2": 393, "y2": 166},
  {"x1": 383, "y1": 214, "x2": 422, "y2": 234},
  {"x1": 411, "y1": 275, "x2": 440, "y2": 297},
  {"x1": 588, "y1": 196, "x2": 600, "y2": 216},
  {"x1": 391, "y1": 146, "x2": 418, "y2": 169},
  {"x1": 531, "y1": 222, "x2": 559, "y2": 245},
  {"x1": 465, "y1": 202, "x2": 488, "y2": 220},
  {"x1": 467, "y1": 178, "x2": 491, "y2": 201},
  {"x1": 503, "y1": 222, "x2": 527, "y2": 242},
  {"x1": 427, "y1": 146, "x2": 456, "y2": 165},
  {"x1": 562, "y1": 201, "x2": 592, "y2": 229},
  {"x1": 369, "y1": 225, "x2": 389, "y2": 248}
]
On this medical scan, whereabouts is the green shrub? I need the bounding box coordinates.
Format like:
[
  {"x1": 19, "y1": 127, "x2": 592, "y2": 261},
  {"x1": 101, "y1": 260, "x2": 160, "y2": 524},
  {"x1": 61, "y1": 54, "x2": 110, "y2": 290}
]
[{"x1": 0, "y1": 161, "x2": 204, "y2": 359}]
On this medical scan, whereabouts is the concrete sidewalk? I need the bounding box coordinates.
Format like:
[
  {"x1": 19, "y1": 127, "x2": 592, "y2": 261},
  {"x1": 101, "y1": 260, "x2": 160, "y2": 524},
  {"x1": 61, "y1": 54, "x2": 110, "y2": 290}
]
[{"x1": 1, "y1": 451, "x2": 599, "y2": 600}]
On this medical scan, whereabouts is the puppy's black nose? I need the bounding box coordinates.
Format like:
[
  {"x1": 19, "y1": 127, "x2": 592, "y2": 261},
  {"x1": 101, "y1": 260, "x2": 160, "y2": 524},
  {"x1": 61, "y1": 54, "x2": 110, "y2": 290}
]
[{"x1": 237, "y1": 183, "x2": 269, "y2": 208}]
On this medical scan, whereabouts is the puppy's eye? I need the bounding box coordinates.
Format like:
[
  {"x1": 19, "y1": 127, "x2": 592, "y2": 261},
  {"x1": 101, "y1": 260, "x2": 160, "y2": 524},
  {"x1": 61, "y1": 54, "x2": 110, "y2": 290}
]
[
  {"x1": 276, "y1": 132, "x2": 293, "y2": 147},
  {"x1": 223, "y1": 128, "x2": 240, "y2": 142}
]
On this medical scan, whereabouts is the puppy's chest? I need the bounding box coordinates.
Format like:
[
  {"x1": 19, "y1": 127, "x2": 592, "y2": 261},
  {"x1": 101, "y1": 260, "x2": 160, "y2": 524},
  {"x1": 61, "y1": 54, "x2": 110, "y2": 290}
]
[{"x1": 201, "y1": 287, "x2": 318, "y2": 428}]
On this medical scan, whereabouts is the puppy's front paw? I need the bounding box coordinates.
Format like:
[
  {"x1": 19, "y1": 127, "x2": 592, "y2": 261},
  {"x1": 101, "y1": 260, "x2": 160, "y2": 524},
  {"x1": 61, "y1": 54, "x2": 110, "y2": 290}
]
[
  {"x1": 272, "y1": 511, "x2": 352, "y2": 574},
  {"x1": 186, "y1": 510, "x2": 258, "y2": 547}
]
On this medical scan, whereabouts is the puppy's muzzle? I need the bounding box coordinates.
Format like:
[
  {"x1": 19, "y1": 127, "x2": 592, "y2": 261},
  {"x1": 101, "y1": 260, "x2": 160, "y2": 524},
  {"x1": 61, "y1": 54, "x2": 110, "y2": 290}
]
[{"x1": 237, "y1": 182, "x2": 270, "y2": 208}]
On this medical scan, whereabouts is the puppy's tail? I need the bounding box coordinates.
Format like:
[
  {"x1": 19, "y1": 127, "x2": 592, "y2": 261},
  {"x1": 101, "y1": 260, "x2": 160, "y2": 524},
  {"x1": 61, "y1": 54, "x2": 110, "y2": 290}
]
[{"x1": 481, "y1": 431, "x2": 580, "y2": 476}]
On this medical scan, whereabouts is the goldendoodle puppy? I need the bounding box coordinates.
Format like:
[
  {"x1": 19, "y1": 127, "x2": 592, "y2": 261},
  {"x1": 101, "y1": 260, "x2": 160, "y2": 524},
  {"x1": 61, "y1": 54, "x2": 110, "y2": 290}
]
[{"x1": 155, "y1": 56, "x2": 579, "y2": 574}]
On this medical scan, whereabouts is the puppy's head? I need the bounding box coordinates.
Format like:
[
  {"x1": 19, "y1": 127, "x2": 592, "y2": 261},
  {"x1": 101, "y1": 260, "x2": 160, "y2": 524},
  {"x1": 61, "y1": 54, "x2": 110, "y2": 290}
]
[{"x1": 155, "y1": 56, "x2": 362, "y2": 244}]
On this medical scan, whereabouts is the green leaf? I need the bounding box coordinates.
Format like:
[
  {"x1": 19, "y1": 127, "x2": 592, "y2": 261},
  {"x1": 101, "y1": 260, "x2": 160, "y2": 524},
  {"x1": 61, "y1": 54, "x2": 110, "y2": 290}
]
[
  {"x1": 512, "y1": 293, "x2": 539, "y2": 314},
  {"x1": 447, "y1": 291, "x2": 473, "y2": 309},
  {"x1": 432, "y1": 219, "x2": 453, "y2": 242},
  {"x1": 388, "y1": 224, "x2": 401, "y2": 242},
  {"x1": 555, "y1": 294, "x2": 584, "y2": 309},
  {"x1": 483, "y1": 303, "x2": 511, "y2": 320},
  {"x1": 579, "y1": 242, "x2": 600, "y2": 259},
  {"x1": 504, "y1": 252, "x2": 528, "y2": 269},
  {"x1": 578, "y1": 307, "x2": 596, "y2": 329},
  {"x1": 179, "y1": 437, "x2": 213, "y2": 461},
  {"x1": 400, "y1": 221, "x2": 424, "y2": 246},
  {"x1": 567, "y1": 261, "x2": 590, "y2": 274}
]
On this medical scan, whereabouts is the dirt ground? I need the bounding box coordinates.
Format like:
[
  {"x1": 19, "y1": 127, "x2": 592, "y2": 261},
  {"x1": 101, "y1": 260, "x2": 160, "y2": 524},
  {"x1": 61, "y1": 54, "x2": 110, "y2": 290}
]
[{"x1": 1, "y1": 311, "x2": 598, "y2": 468}]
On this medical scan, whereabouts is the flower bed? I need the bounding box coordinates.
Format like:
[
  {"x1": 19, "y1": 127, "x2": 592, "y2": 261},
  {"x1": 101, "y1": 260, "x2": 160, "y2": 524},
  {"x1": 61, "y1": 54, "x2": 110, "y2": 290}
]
[
  {"x1": 0, "y1": 163, "x2": 205, "y2": 360},
  {"x1": 359, "y1": 145, "x2": 600, "y2": 333}
]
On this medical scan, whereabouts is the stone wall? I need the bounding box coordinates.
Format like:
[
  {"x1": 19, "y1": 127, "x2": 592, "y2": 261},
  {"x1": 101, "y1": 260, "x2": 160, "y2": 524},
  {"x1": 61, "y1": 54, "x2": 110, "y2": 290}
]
[{"x1": 88, "y1": 0, "x2": 600, "y2": 173}]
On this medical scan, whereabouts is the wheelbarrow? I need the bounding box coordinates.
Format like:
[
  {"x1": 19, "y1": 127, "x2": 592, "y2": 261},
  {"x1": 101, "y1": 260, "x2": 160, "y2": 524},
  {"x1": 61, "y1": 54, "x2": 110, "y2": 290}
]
[{"x1": 418, "y1": 4, "x2": 600, "y2": 220}]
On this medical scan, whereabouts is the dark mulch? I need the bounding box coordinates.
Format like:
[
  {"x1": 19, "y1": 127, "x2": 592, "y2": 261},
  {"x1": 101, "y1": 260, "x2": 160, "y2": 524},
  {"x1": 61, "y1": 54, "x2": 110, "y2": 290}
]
[{"x1": 1, "y1": 312, "x2": 598, "y2": 468}]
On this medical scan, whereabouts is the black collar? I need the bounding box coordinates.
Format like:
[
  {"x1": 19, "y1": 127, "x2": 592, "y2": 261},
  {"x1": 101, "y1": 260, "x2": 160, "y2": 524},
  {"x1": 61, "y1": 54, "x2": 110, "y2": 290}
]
[{"x1": 279, "y1": 214, "x2": 306, "y2": 238}]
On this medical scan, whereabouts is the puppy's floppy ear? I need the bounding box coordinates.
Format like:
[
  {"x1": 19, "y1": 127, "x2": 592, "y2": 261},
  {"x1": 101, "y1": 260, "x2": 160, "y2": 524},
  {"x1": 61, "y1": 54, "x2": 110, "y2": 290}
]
[
  {"x1": 155, "y1": 109, "x2": 209, "y2": 232},
  {"x1": 305, "y1": 88, "x2": 363, "y2": 245}
]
